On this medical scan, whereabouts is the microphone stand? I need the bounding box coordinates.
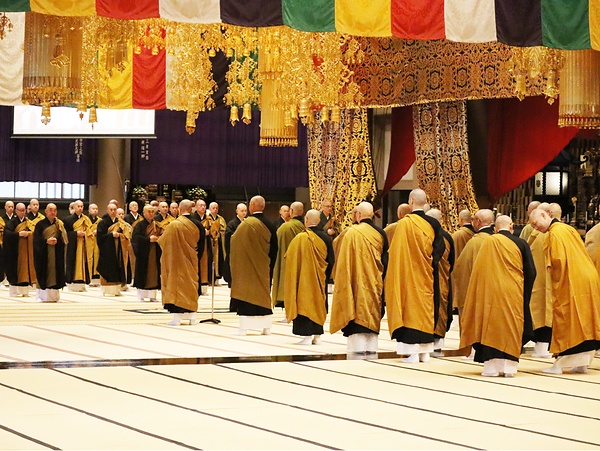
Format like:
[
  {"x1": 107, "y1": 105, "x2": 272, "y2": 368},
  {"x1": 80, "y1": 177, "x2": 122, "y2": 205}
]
[{"x1": 201, "y1": 244, "x2": 220, "y2": 324}]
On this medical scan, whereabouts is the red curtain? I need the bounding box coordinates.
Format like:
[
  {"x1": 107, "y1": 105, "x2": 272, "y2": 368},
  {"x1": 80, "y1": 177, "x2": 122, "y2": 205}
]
[
  {"x1": 487, "y1": 96, "x2": 578, "y2": 202},
  {"x1": 391, "y1": 0, "x2": 445, "y2": 39},
  {"x1": 96, "y1": 0, "x2": 160, "y2": 19},
  {"x1": 382, "y1": 106, "x2": 415, "y2": 195},
  {"x1": 133, "y1": 47, "x2": 166, "y2": 110}
]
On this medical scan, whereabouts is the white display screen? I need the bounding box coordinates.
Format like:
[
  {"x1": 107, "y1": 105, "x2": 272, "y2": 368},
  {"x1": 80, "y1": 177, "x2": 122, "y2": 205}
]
[{"x1": 13, "y1": 105, "x2": 155, "y2": 138}]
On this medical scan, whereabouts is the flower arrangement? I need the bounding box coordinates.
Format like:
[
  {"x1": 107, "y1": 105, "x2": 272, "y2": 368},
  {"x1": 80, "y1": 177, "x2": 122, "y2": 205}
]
[
  {"x1": 132, "y1": 185, "x2": 148, "y2": 199},
  {"x1": 187, "y1": 186, "x2": 207, "y2": 200}
]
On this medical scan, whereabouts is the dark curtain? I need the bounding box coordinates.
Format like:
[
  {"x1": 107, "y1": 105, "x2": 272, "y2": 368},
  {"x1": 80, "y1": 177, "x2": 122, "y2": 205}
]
[
  {"x1": 220, "y1": 0, "x2": 283, "y2": 26},
  {"x1": 495, "y1": 0, "x2": 542, "y2": 47},
  {"x1": 382, "y1": 106, "x2": 415, "y2": 195},
  {"x1": 131, "y1": 108, "x2": 308, "y2": 188},
  {"x1": 487, "y1": 96, "x2": 578, "y2": 202},
  {"x1": 0, "y1": 106, "x2": 98, "y2": 184}
]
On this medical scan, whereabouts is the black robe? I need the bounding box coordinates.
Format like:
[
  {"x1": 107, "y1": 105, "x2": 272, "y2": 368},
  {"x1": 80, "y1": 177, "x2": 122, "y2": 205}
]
[
  {"x1": 233, "y1": 212, "x2": 278, "y2": 316},
  {"x1": 4, "y1": 216, "x2": 29, "y2": 286},
  {"x1": 96, "y1": 216, "x2": 129, "y2": 284},
  {"x1": 292, "y1": 226, "x2": 336, "y2": 336},
  {"x1": 473, "y1": 230, "x2": 536, "y2": 363},
  {"x1": 33, "y1": 218, "x2": 66, "y2": 290},
  {"x1": 63, "y1": 213, "x2": 90, "y2": 284},
  {"x1": 131, "y1": 219, "x2": 162, "y2": 290},
  {"x1": 124, "y1": 212, "x2": 140, "y2": 226},
  {"x1": 434, "y1": 228, "x2": 456, "y2": 338}
]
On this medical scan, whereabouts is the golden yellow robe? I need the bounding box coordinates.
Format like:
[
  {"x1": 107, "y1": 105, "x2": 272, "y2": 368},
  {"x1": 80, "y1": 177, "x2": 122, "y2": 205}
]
[
  {"x1": 452, "y1": 232, "x2": 492, "y2": 311},
  {"x1": 385, "y1": 214, "x2": 435, "y2": 338},
  {"x1": 331, "y1": 226, "x2": 350, "y2": 281},
  {"x1": 230, "y1": 216, "x2": 273, "y2": 309},
  {"x1": 330, "y1": 222, "x2": 385, "y2": 334},
  {"x1": 383, "y1": 221, "x2": 399, "y2": 246},
  {"x1": 585, "y1": 222, "x2": 600, "y2": 277},
  {"x1": 108, "y1": 220, "x2": 133, "y2": 282},
  {"x1": 519, "y1": 223, "x2": 534, "y2": 243},
  {"x1": 546, "y1": 221, "x2": 600, "y2": 354},
  {"x1": 71, "y1": 215, "x2": 94, "y2": 283},
  {"x1": 459, "y1": 234, "x2": 527, "y2": 359},
  {"x1": 271, "y1": 218, "x2": 305, "y2": 306},
  {"x1": 284, "y1": 229, "x2": 328, "y2": 326},
  {"x1": 529, "y1": 230, "x2": 552, "y2": 331},
  {"x1": 16, "y1": 219, "x2": 36, "y2": 285},
  {"x1": 451, "y1": 226, "x2": 475, "y2": 259},
  {"x1": 89, "y1": 219, "x2": 100, "y2": 279},
  {"x1": 158, "y1": 216, "x2": 200, "y2": 312},
  {"x1": 0, "y1": 216, "x2": 4, "y2": 246}
]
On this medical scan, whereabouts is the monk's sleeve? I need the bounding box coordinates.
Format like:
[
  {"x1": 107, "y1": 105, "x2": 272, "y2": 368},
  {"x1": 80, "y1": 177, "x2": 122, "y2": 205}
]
[
  {"x1": 447, "y1": 234, "x2": 455, "y2": 273},
  {"x1": 521, "y1": 239, "x2": 536, "y2": 345},
  {"x1": 197, "y1": 222, "x2": 206, "y2": 257}
]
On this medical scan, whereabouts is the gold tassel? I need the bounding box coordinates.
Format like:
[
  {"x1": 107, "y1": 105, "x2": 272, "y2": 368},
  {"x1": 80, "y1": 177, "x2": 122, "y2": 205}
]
[
  {"x1": 242, "y1": 103, "x2": 252, "y2": 125},
  {"x1": 41, "y1": 102, "x2": 51, "y2": 125},
  {"x1": 229, "y1": 105, "x2": 239, "y2": 126}
]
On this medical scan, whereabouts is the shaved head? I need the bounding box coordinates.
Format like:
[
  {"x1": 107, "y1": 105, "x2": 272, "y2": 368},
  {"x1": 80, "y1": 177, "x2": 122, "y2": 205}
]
[
  {"x1": 426, "y1": 208, "x2": 442, "y2": 222},
  {"x1": 409, "y1": 189, "x2": 428, "y2": 211},
  {"x1": 527, "y1": 201, "x2": 541, "y2": 215},
  {"x1": 290, "y1": 201, "x2": 304, "y2": 217},
  {"x1": 458, "y1": 210, "x2": 472, "y2": 226},
  {"x1": 305, "y1": 209, "x2": 321, "y2": 227},
  {"x1": 494, "y1": 215, "x2": 513, "y2": 231},
  {"x1": 474, "y1": 209, "x2": 494, "y2": 231},
  {"x1": 179, "y1": 199, "x2": 193, "y2": 214},
  {"x1": 356, "y1": 202, "x2": 374, "y2": 222},
  {"x1": 249, "y1": 195, "x2": 265, "y2": 214},
  {"x1": 397, "y1": 203, "x2": 411, "y2": 220},
  {"x1": 549, "y1": 203, "x2": 562, "y2": 219}
]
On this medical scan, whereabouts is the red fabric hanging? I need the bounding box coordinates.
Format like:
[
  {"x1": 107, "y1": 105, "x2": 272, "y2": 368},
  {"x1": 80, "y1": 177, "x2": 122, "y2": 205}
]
[
  {"x1": 382, "y1": 106, "x2": 416, "y2": 195},
  {"x1": 96, "y1": 0, "x2": 160, "y2": 19},
  {"x1": 133, "y1": 47, "x2": 166, "y2": 110},
  {"x1": 487, "y1": 96, "x2": 578, "y2": 202},
  {"x1": 391, "y1": 0, "x2": 445, "y2": 40}
]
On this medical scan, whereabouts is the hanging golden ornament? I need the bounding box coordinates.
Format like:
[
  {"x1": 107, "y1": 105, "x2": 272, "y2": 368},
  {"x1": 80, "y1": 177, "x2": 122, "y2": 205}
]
[
  {"x1": 283, "y1": 108, "x2": 292, "y2": 127},
  {"x1": 242, "y1": 103, "x2": 252, "y2": 125},
  {"x1": 185, "y1": 110, "x2": 198, "y2": 135},
  {"x1": 89, "y1": 106, "x2": 97, "y2": 129},
  {"x1": 559, "y1": 49, "x2": 600, "y2": 128},
  {"x1": 0, "y1": 12, "x2": 13, "y2": 40},
  {"x1": 229, "y1": 105, "x2": 239, "y2": 126},
  {"x1": 40, "y1": 102, "x2": 51, "y2": 125},
  {"x1": 330, "y1": 105, "x2": 341, "y2": 124},
  {"x1": 321, "y1": 107, "x2": 329, "y2": 123},
  {"x1": 76, "y1": 101, "x2": 86, "y2": 120},
  {"x1": 290, "y1": 104, "x2": 298, "y2": 120},
  {"x1": 544, "y1": 69, "x2": 558, "y2": 105}
]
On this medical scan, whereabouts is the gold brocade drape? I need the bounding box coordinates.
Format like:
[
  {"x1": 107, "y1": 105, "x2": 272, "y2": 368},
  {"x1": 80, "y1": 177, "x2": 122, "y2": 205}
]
[
  {"x1": 308, "y1": 108, "x2": 377, "y2": 230},
  {"x1": 413, "y1": 101, "x2": 479, "y2": 232},
  {"x1": 351, "y1": 39, "x2": 545, "y2": 108}
]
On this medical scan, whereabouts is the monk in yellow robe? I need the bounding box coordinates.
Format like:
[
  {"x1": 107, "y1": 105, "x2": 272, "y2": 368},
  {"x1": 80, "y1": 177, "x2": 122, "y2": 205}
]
[
  {"x1": 272, "y1": 201, "x2": 305, "y2": 308},
  {"x1": 460, "y1": 216, "x2": 535, "y2": 377},
  {"x1": 530, "y1": 208, "x2": 600, "y2": 374},
  {"x1": 230, "y1": 196, "x2": 278, "y2": 335},
  {"x1": 385, "y1": 189, "x2": 445, "y2": 363},
  {"x1": 206, "y1": 202, "x2": 228, "y2": 285},
  {"x1": 451, "y1": 210, "x2": 475, "y2": 259},
  {"x1": 284, "y1": 210, "x2": 334, "y2": 345},
  {"x1": 3, "y1": 203, "x2": 36, "y2": 297},
  {"x1": 330, "y1": 202, "x2": 388, "y2": 356},
  {"x1": 383, "y1": 203, "x2": 410, "y2": 245},
  {"x1": 331, "y1": 208, "x2": 357, "y2": 281},
  {"x1": 97, "y1": 204, "x2": 132, "y2": 296},
  {"x1": 64, "y1": 200, "x2": 94, "y2": 292},
  {"x1": 87, "y1": 203, "x2": 101, "y2": 286},
  {"x1": 519, "y1": 201, "x2": 541, "y2": 243},
  {"x1": 452, "y1": 209, "x2": 495, "y2": 331},
  {"x1": 158, "y1": 200, "x2": 204, "y2": 326}
]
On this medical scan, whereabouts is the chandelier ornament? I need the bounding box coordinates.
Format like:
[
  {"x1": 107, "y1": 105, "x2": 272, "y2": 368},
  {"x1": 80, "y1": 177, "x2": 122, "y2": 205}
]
[
  {"x1": 0, "y1": 12, "x2": 13, "y2": 40},
  {"x1": 508, "y1": 46, "x2": 563, "y2": 104}
]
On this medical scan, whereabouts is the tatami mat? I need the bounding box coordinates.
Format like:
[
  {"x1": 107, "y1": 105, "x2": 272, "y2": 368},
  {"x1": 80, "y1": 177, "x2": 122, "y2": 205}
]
[{"x1": 0, "y1": 282, "x2": 598, "y2": 450}]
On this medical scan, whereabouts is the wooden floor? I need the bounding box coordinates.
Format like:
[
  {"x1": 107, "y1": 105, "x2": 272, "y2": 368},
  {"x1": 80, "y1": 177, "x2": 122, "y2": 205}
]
[{"x1": 0, "y1": 283, "x2": 599, "y2": 450}]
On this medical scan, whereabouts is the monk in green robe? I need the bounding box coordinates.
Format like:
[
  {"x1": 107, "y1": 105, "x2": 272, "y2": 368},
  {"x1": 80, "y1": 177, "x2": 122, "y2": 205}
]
[
  {"x1": 272, "y1": 201, "x2": 305, "y2": 308},
  {"x1": 530, "y1": 208, "x2": 600, "y2": 374},
  {"x1": 330, "y1": 202, "x2": 388, "y2": 356}
]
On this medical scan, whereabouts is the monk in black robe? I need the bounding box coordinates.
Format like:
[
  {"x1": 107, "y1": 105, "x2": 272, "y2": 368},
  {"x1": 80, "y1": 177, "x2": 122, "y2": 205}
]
[
  {"x1": 132, "y1": 205, "x2": 163, "y2": 302},
  {"x1": 97, "y1": 203, "x2": 131, "y2": 296},
  {"x1": 33, "y1": 203, "x2": 67, "y2": 302}
]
